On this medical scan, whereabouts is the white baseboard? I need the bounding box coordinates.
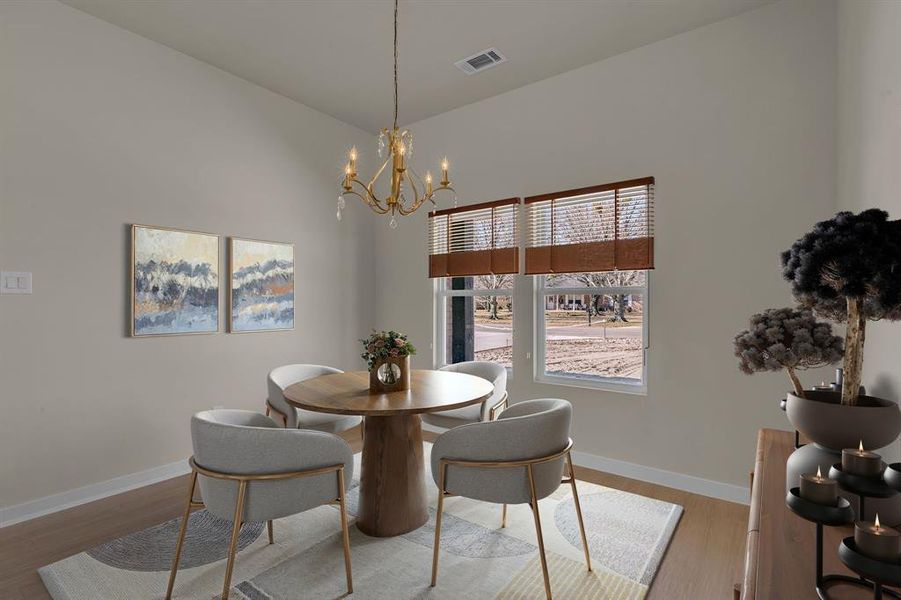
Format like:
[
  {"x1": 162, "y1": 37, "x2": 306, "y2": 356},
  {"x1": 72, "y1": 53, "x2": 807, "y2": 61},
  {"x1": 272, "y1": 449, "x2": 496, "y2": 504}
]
[
  {"x1": 0, "y1": 459, "x2": 191, "y2": 528},
  {"x1": 571, "y1": 450, "x2": 749, "y2": 505},
  {"x1": 1, "y1": 445, "x2": 748, "y2": 529},
  {"x1": 433, "y1": 419, "x2": 748, "y2": 504}
]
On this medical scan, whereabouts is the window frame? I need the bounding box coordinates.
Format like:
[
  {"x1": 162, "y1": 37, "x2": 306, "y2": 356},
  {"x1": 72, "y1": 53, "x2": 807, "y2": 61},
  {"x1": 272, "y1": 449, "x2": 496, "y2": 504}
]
[
  {"x1": 533, "y1": 272, "x2": 649, "y2": 395},
  {"x1": 433, "y1": 276, "x2": 514, "y2": 373}
]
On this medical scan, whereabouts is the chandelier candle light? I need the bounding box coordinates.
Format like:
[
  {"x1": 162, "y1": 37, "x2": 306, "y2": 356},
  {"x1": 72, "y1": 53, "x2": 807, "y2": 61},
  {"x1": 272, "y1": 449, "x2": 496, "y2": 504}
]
[{"x1": 337, "y1": 0, "x2": 455, "y2": 229}]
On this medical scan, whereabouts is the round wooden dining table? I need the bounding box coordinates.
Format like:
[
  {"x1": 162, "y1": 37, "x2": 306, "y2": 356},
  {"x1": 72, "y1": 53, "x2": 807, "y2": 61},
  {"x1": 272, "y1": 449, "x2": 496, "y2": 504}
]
[{"x1": 283, "y1": 369, "x2": 494, "y2": 537}]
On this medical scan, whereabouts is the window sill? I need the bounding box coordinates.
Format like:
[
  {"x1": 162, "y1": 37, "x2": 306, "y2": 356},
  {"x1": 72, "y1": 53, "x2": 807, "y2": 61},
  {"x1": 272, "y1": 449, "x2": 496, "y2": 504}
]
[{"x1": 534, "y1": 373, "x2": 647, "y2": 396}]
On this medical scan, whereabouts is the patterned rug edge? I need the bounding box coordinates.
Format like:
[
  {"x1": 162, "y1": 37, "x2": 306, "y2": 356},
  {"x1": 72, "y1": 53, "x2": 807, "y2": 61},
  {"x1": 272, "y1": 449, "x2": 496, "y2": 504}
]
[{"x1": 35, "y1": 445, "x2": 685, "y2": 600}]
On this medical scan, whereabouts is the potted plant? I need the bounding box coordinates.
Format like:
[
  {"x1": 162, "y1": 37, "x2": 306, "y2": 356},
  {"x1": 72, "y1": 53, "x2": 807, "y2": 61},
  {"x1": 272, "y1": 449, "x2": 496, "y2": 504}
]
[
  {"x1": 733, "y1": 307, "x2": 843, "y2": 397},
  {"x1": 361, "y1": 330, "x2": 416, "y2": 393},
  {"x1": 781, "y1": 209, "x2": 901, "y2": 452}
]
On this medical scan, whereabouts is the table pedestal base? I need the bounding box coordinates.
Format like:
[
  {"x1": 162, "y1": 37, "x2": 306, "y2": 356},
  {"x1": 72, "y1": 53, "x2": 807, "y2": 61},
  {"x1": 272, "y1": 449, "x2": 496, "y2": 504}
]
[{"x1": 357, "y1": 414, "x2": 428, "y2": 537}]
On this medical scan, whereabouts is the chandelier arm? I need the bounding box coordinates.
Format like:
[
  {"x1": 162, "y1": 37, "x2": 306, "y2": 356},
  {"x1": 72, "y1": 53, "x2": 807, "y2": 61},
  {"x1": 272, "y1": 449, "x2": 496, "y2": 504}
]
[
  {"x1": 366, "y1": 155, "x2": 392, "y2": 193},
  {"x1": 349, "y1": 179, "x2": 389, "y2": 212},
  {"x1": 397, "y1": 175, "x2": 422, "y2": 216},
  {"x1": 408, "y1": 169, "x2": 426, "y2": 212},
  {"x1": 406, "y1": 164, "x2": 424, "y2": 190},
  {"x1": 434, "y1": 184, "x2": 455, "y2": 198},
  {"x1": 344, "y1": 187, "x2": 391, "y2": 214},
  {"x1": 398, "y1": 199, "x2": 424, "y2": 216}
]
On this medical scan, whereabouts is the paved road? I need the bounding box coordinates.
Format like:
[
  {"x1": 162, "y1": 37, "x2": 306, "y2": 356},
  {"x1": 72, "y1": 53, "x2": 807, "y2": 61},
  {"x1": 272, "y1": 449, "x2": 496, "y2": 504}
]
[{"x1": 474, "y1": 322, "x2": 641, "y2": 352}]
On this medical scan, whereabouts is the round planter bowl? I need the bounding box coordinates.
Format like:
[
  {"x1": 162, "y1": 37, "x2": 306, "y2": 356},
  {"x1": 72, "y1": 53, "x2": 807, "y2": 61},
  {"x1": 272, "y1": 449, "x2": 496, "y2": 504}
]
[{"x1": 785, "y1": 391, "x2": 901, "y2": 451}]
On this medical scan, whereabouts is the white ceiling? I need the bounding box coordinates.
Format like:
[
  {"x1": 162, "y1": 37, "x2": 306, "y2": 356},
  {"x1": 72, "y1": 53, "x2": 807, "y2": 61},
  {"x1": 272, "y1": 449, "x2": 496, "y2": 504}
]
[{"x1": 62, "y1": 0, "x2": 774, "y2": 133}]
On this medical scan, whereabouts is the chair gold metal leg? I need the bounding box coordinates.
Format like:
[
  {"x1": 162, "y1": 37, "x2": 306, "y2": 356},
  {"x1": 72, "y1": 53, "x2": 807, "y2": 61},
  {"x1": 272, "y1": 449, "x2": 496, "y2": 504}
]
[
  {"x1": 431, "y1": 462, "x2": 447, "y2": 587},
  {"x1": 501, "y1": 503, "x2": 507, "y2": 528},
  {"x1": 221, "y1": 480, "x2": 247, "y2": 600},
  {"x1": 337, "y1": 467, "x2": 353, "y2": 594},
  {"x1": 528, "y1": 464, "x2": 553, "y2": 600},
  {"x1": 566, "y1": 452, "x2": 592, "y2": 572},
  {"x1": 267, "y1": 520, "x2": 274, "y2": 545},
  {"x1": 165, "y1": 471, "x2": 198, "y2": 600}
]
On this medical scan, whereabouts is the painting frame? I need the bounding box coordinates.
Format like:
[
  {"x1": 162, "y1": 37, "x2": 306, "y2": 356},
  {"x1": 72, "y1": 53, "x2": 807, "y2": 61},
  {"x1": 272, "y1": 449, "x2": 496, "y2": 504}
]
[
  {"x1": 228, "y1": 237, "x2": 295, "y2": 334},
  {"x1": 130, "y1": 224, "x2": 221, "y2": 338}
]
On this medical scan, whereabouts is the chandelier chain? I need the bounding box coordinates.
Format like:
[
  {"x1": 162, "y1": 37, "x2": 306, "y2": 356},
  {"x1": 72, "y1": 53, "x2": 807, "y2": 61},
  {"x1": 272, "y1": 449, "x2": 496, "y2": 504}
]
[{"x1": 393, "y1": 0, "x2": 398, "y2": 131}]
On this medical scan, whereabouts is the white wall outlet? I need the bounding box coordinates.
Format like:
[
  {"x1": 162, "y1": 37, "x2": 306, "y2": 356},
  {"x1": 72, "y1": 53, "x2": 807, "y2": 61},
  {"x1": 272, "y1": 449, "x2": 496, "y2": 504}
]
[{"x1": 1, "y1": 271, "x2": 32, "y2": 294}]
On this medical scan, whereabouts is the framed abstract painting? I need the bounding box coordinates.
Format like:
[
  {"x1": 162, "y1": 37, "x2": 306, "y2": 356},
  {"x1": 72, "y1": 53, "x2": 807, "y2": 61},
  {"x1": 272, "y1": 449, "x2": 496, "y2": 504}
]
[
  {"x1": 131, "y1": 225, "x2": 220, "y2": 337},
  {"x1": 228, "y1": 238, "x2": 295, "y2": 333}
]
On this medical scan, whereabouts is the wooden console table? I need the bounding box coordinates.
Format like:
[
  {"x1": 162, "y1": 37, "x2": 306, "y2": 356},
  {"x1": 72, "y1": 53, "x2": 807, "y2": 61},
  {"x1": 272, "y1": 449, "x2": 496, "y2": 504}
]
[{"x1": 739, "y1": 428, "x2": 899, "y2": 599}]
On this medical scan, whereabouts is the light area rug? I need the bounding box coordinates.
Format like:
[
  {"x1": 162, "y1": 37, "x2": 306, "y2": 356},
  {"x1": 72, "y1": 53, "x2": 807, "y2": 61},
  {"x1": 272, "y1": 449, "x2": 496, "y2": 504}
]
[{"x1": 39, "y1": 444, "x2": 682, "y2": 600}]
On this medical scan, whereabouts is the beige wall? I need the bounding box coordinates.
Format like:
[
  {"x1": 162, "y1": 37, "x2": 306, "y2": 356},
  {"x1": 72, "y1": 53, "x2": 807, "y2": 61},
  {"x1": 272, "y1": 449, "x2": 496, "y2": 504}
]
[
  {"x1": 837, "y1": 0, "x2": 901, "y2": 403},
  {"x1": 374, "y1": 0, "x2": 838, "y2": 492},
  {"x1": 0, "y1": 0, "x2": 858, "y2": 511},
  {"x1": 0, "y1": 1, "x2": 376, "y2": 507}
]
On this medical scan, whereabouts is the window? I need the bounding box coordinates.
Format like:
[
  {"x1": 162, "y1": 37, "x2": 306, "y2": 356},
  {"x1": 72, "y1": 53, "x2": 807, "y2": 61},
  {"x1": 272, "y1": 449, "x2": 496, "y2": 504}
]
[
  {"x1": 536, "y1": 270, "x2": 647, "y2": 392},
  {"x1": 524, "y1": 177, "x2": 655, "y2": 274},
  {"x1": 428, "y1": 198, "x2": 519, "y2": 278},
  {"x1": 525, "y1": 177, "x2": 654, "y2": 393},
  {"x1": 435, "y1": 274, "x2": 514, "y2": 370},
  {"x1": 429, "y1": 178, "x2": 654, "y2": 393},
  {"x1": 429, "y1": 198, "x2": 519, "y2": 371}
]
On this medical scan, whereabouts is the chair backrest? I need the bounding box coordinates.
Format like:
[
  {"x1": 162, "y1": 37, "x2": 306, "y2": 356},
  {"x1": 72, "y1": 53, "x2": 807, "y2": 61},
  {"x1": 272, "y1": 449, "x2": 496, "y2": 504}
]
[
  {"x1": 191, "y1": 409, "x2": 353, "y2": 522},
  {"x1": 439, "y1": 361, "x2": 507, "y2": 420},
  {"x1": 267, "y1": 364, "x2": 342, "y2": 428},
  {"x1": 430, "y1": 398, "x2": 572, "y2": 504}
]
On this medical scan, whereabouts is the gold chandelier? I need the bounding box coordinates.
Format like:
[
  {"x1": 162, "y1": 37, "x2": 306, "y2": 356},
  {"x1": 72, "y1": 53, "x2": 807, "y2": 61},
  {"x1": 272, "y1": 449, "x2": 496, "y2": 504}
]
[{"x1": 337, "y1": 0, "x2": 455, "y2": 228}]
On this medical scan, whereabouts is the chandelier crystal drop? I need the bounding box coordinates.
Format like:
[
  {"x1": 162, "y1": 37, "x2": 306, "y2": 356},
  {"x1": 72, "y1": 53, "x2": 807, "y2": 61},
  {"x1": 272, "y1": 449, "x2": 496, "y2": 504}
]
[{"x1": 337, "y1": 0, "x2": 454, "y2": 224}]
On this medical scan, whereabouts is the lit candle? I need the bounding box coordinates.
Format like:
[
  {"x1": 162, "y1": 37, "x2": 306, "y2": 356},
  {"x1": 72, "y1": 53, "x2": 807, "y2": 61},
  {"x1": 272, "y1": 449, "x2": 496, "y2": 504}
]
[
  {"x1": 425, "y1": 171, "x2": 433, "y2": 195},
  {"x1": 842, "y1": 440, "x2": 883, "y2": 478},
  {"x1": 441, "y1": 157, "x2": 449, "y2": 185},
  {"x1": 348, "y1": 146, "x2": 357, "y2": 176},
  {"x1": 855, "y1": 514, "x2": 901, "y2": 562},
  {"x1": 800, "y1": 466, "x2": 838, "y2": 506},
  {"x1": 343, "y1": 163, "x2": 352, "y2": 189}
]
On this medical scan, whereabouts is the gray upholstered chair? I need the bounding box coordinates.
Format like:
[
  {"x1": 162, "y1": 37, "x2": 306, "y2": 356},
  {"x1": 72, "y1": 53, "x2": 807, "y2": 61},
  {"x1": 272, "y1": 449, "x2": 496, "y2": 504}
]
[
  {"x1": 429, "y1": 399, "x2": 590, "y2": 600},
  {"x1": 421, "y1": 361, "x2": 508, "y2": 430},
  {"x1": 267, "y1": 364, "x2": 362, "y2": 433},
  {"x1": 165, "y1": 409, "x2": 354, "y2": 600}
]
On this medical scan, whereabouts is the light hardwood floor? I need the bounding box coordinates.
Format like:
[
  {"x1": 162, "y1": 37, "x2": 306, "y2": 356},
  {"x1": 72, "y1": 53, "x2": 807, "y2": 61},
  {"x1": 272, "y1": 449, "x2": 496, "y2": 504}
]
[{"x1": 1, "y1": 429, "x2": 749, "y2": 600}]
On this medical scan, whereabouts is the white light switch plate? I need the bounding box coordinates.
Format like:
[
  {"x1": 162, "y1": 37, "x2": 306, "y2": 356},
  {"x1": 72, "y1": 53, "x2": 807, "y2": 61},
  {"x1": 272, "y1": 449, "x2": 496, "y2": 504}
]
[{"x1": 1, "y1": 271, "x2": 32, "y2": 294}]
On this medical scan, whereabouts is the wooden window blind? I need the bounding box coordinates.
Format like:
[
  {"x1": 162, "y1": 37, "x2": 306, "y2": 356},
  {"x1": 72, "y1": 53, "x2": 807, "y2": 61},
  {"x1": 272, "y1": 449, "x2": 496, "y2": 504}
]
[
  {"x1": 428, "y1": 198, "x2": 520, "y2": 278},
  {"x1": 524, "y1": 177, "x2": 654, "y2": 274}
]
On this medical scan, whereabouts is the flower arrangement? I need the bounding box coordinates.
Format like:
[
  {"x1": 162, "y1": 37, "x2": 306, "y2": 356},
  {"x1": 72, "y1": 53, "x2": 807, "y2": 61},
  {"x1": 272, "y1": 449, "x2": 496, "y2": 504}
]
[{"x1": 360, "y1": 330, "x2": 416, "y2": 371}]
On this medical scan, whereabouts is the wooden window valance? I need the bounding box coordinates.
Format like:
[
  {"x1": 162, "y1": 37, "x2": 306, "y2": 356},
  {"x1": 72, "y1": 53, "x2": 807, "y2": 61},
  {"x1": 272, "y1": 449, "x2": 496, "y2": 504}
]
[
  {"x1": 524, "y1": 177, "x2": 655, "y2": 275},
  {"x1": 428, "y1": 198, "x2": 520, "y2": 278}
]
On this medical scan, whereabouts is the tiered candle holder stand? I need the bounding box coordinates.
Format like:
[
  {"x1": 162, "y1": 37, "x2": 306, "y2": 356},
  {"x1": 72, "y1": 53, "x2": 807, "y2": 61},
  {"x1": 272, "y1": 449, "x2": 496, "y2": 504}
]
[
  {"x1": 884, "y1": 464, "x2": 901, "y2": 492},
  {"x1": 786, "y1": 488, "x2": 855, "y2": 599},
  {"x1": 826, "y1": 464, "x2": 901, "y2": 598},
  {"x1": 838, "y1": 538, "x2": 901, "y2": 600},
  {"x1": 830, "y1": 463, "x2": 897, "y2": 522},
  {"x1": 778, "y1": 398, "x2": 803, "y2": 449}
]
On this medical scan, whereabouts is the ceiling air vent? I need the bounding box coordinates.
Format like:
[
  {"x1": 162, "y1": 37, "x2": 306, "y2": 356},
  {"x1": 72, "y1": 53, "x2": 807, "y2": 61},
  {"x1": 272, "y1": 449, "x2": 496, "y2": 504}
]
[{"x1": 454, "y1": 48, "x2": 506, "y2": 75}]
